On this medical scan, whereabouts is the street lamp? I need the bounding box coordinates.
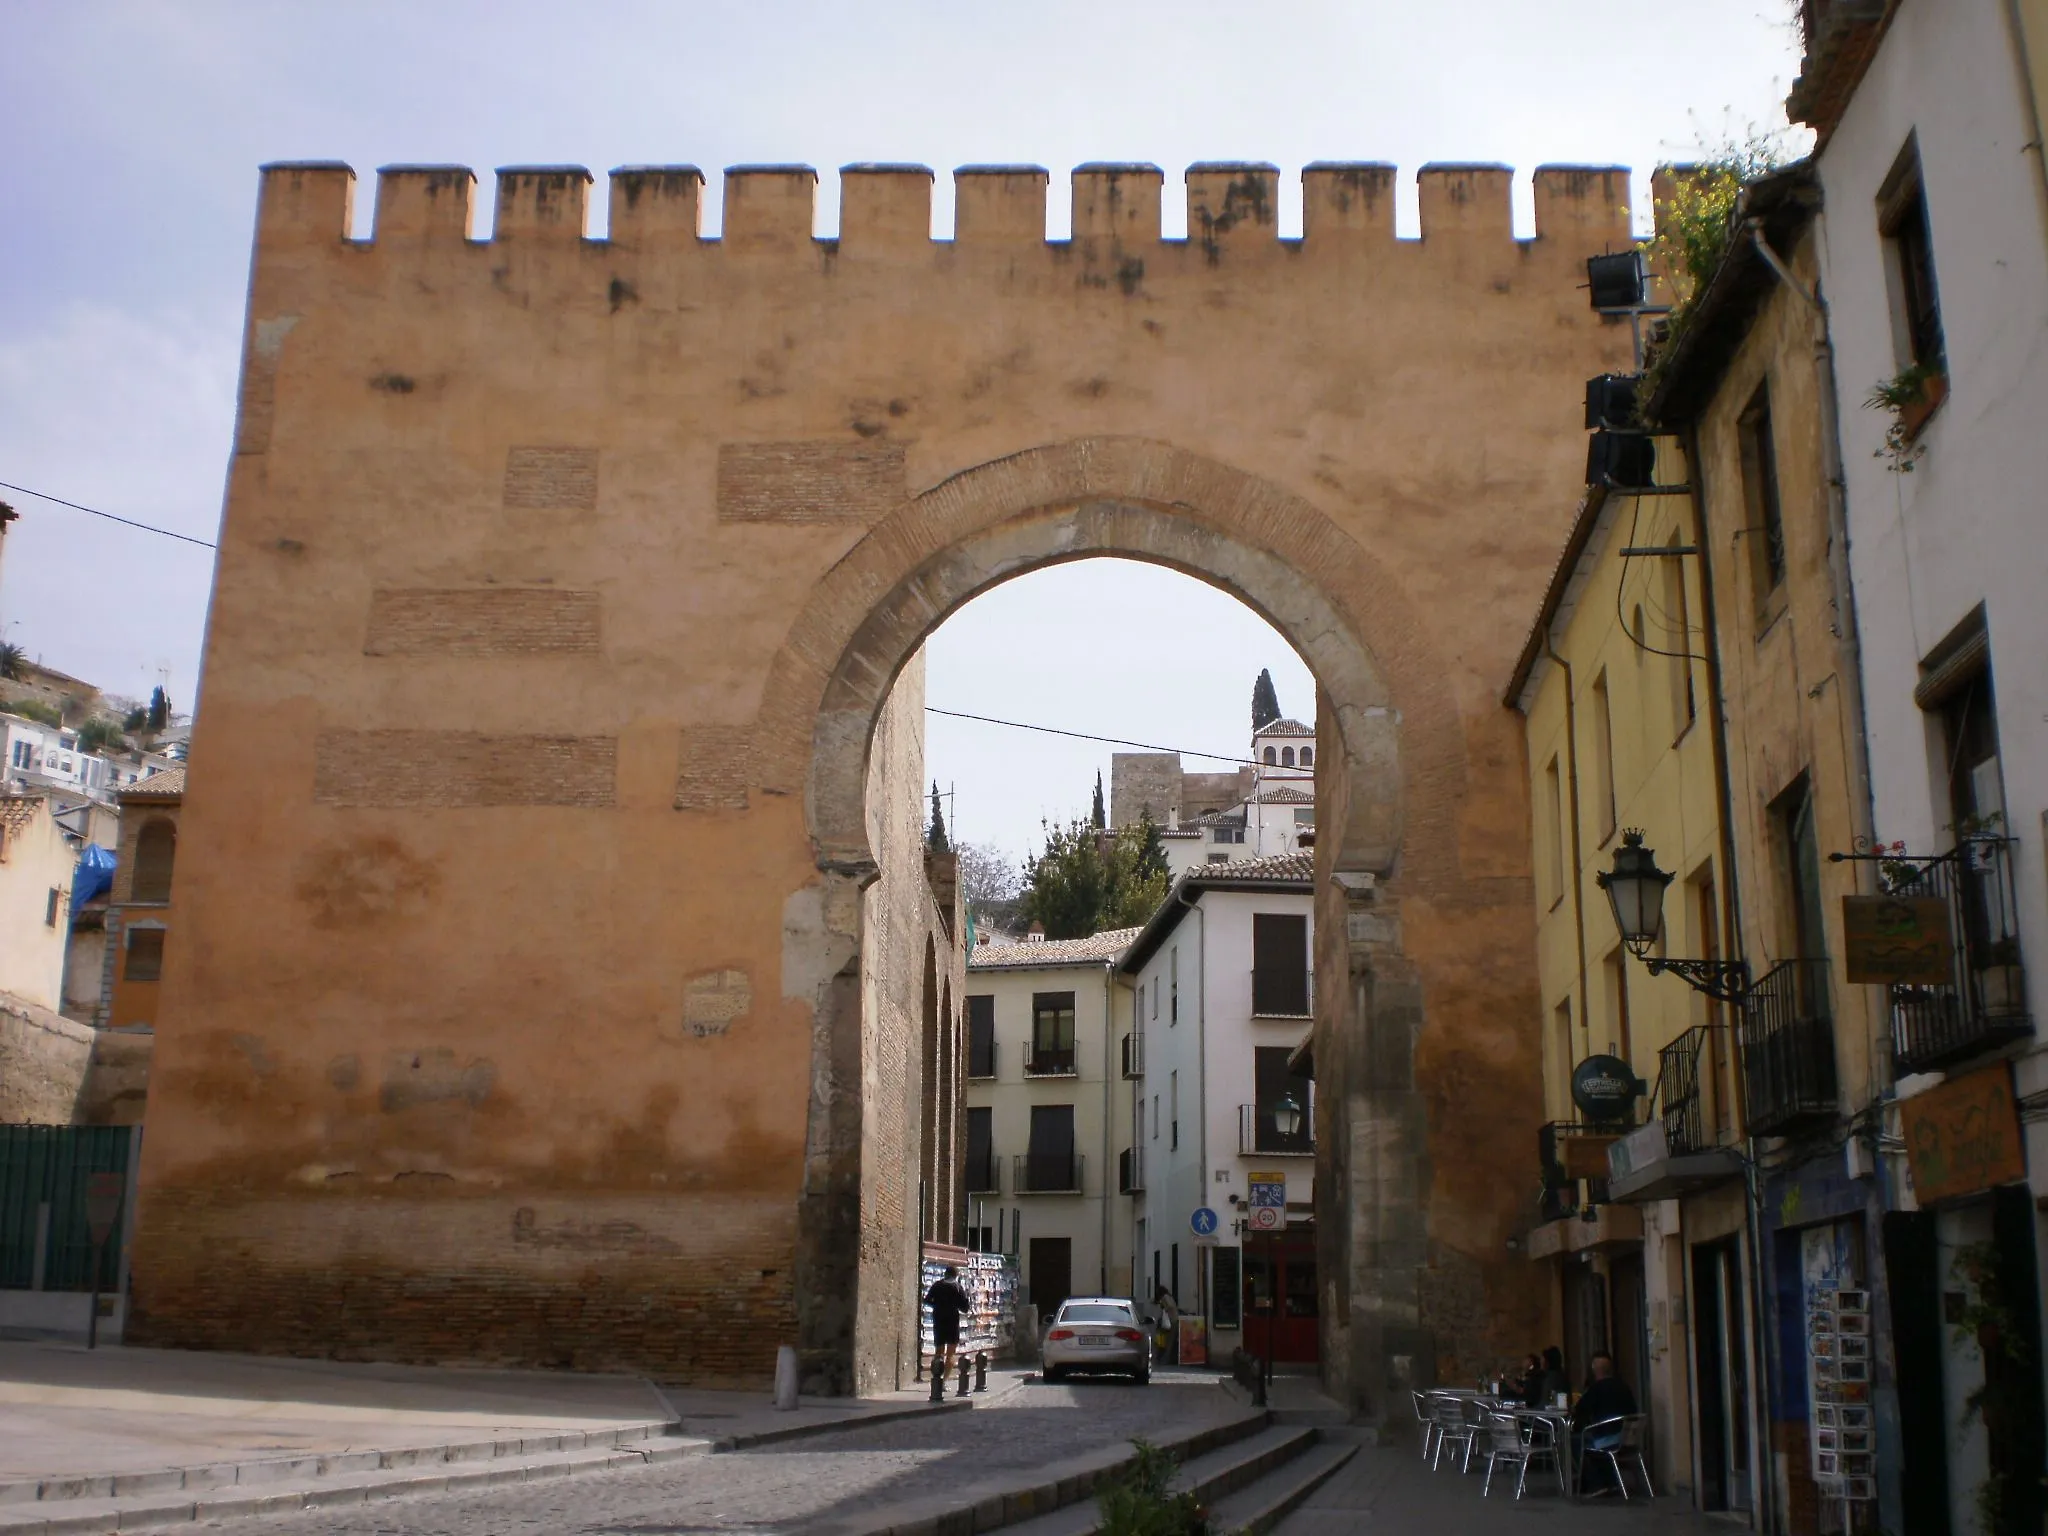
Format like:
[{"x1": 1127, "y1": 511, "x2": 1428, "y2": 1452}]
[
  {"x1": 1273, "y1": 1094, "x2": 1303, "y2": 1140},
  {"x1": 1598, "y1": 830, "x2": 1752, "y2": 1003}
]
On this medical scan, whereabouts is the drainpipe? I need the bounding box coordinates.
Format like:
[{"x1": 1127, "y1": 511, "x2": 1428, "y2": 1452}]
[
  {"x1": 1542, "y1": 633, "x2": 1593, "y2": 1073},
  {"x1": 1679, "y1": 421, "x2": 1776, "y2": 1536}
]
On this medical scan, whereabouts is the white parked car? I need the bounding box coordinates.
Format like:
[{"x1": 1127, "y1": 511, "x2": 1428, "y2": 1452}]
[{"x1": 1040, "y1": 1297, "x2": 1151, "y2": 1384}]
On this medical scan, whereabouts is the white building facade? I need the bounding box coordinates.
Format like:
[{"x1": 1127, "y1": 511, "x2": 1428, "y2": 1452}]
[
  {"x1": 1797, "y1": 4, "x2": 2048, "y2": 1530},
  {"x1": 962, "y1": 929, "x2": 1138, "y2": 1314},
  {"x1": 1118, "y1": 853, "x2": 1316, "y2": 1366}
]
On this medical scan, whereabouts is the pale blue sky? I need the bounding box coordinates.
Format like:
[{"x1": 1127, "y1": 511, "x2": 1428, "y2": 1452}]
[{"x1": 0, "y1": 0, "x2": 1804, "y2": 857}]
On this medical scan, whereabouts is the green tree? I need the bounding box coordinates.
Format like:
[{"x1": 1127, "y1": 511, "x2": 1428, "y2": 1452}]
[
  {"x1": 927, "y1": 782, "x2": 951, "y2": 853},
  {"x1": 0, "y1": 642, "x2": 25, "y2": 682},
  {"x1": 1019, "y1": 812, "x2": 1171, "y2": 938},
  {"x1": 146, "y1": 686, "x2": 171, "y2": 734},
  {"x1": 1091, "y1": 770, "x2": 1106, "y2": 831},
  {"x1": 1099, "y1": 816, "x2": 1171, "y2": 929},
  {"x1": 1251, "y1": 668, "x2": 1281, "y2": 730},
  {"x1": 76, "y1": 717, "x2": 127, "y2": 755},
  {"x1": 122, "y1": 706, "x2": 148, "y2": 733},
  {"x1": 2, "y1": 696, "x2": 61, "y2": 728}
]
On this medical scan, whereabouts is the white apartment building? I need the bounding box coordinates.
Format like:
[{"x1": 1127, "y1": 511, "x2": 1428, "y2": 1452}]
[
  {"x1": 1117, "y1": 852, "x2": 1316, "y2": 1366},
  {"x1": 2, "y1": 713, "x2": 176, "y2": 809},
  {"x1": 1122, "y1": 716, "x2": 1318, "y2": 879},
  {"x1": 1795, "y1": 4, "x2": 2048, "y2": 1529},
  {"x1": 963, "y1": 928, "x2": 1138, "y2": 1315}
]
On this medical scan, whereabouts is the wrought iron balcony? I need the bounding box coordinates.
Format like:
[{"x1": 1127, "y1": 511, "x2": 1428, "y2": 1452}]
[
  {"x1": 1118, "y1": 1146, "x2": 1144, "y2": 1195},
  {"x1": 1656, "y1": 1025, "x2": 1712, "y2": 1156},
  {"x1": 1013, "y1": 1152, "x2": 1083, "y2": 1195},
  {"x1": 1849, "y1": 838, "x2": 2033, "y2": 1076},
  {"x1": 967, "y1": 1038, "x2": 997, "y2": 1081},
  {"x1": 1251, "y1": 968, "x2": 1313, "y2": 1019},
  {"x1": 965, "y1": 1148, "x2": 1000, "y2": 1194},
  {"x1": 1022, "y1": 1043, "x2": 1077, "y2": 1079},
  {"x1": 1741, "y1": 959, "x2": 1839, "y2": 1136},
  {"x1": 1121, "y1": 1031, "x2": 1144, "y2": 1079},
  {"x1": 1237, "y1": 1102, "x2": 1315, "y2": 1157}
]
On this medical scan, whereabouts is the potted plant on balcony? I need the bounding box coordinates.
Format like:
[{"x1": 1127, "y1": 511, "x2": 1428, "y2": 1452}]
[{"x1": 1865, "y1": 363, "x2": 1946, "y2": 472}]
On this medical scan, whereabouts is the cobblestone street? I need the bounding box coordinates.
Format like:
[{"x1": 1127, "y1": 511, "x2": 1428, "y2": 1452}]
[{"x1": 205, "y1": 1375, "x2": 1240, "y2": 1536}]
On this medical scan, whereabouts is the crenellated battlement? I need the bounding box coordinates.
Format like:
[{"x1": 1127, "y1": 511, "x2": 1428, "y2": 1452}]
[{"x1": 255, "y1": 159, "x2": 1636, "y2": 254}]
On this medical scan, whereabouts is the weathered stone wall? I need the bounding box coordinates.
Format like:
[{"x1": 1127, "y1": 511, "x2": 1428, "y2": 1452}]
[
  {"x1": 0, "y1": 995, "x2": 91, "y2": 1124},
  {"x1": 1110, "y1": 753, "x2": 1182, "y2": 829},
  {"x1": 131, "y1": 158, "x2": 1633, "y2": 1393}
]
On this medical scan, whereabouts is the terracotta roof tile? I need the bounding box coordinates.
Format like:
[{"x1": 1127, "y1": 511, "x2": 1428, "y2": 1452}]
[
  {"x1": 1254, "y1": 718, "x2": 1315, "y2": 737},
  {"x1": 1188, "y1": 851, "x2": 1313, "y2": 885},
  {"x1": 121, "y1": 767, "x2": 186, "y2": 801},
  {"x1": 970, "y1": 926, "x2": 1142, "y2": 970},
  {"x1": 1257, "y1": 786, "x2": 1315, "y2": 804}
]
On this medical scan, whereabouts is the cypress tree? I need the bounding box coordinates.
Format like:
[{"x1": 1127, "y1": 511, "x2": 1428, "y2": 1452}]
[
  {"x1": 1091, "y1": 770, "x2": 1107, "y2": 830},
  {"x1": 1251, "y1": 669, "x2": 1281, "y2": 731},
  {"x1": 927, "y1": 782, "x2": 951, "y2": 852}
]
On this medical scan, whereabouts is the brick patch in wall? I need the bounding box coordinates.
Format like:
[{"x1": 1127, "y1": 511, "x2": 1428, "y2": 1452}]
[
  {"x1": 314, "y1": 730, "x2": 616, "y2": 808},
  {"x1": 502, "y1": 447, "x2": 599, "y2": 510},
  {"x1": 673, "y1": 726, "x2": 752, "y2": 811},
  {"x1": 716, "y1": 441, "x2": 906, "y2": 524},
  {"x1": 363, "y1": 588, "x2": 601, "y2": 656},
  {"x1": 666, "y1": 969, "x2": 753, "y2": 1042}
]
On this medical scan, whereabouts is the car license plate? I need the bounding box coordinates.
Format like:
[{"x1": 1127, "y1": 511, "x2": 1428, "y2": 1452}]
[{"x1": 1081, "y1": 1336, "x2": 1114, "y2": 1348}]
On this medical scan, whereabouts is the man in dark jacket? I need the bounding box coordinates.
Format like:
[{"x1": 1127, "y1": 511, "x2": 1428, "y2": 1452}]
[
  {"x1": 925, "y1": 1266, "x2": 974, "y2": 1379},
  {"x1": 1571, "y1": 1353, "x2": 1639, "y2": 1491}
]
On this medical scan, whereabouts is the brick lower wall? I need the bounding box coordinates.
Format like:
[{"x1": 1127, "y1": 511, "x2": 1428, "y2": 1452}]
[{"x1": 126, "y1": 1190, "x2": 798, "y2": 1384}]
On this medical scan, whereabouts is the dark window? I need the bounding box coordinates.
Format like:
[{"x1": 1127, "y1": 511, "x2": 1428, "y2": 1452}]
[
  {"x1": 1774, "y1": 778, "x2": 1833, "y2": 1029},
  {"x1": 1029, "y1": 992, "x2": 1075, "y2": 1075},
  {"x1": 1738, "y1": 383, "x2": 1786, "y2": 602},
  {"x1": 1936, "y1": 662, "x2": 2013, "y2": 966},
  {"x1": 1882, "y1": 155, "x2": 1947, "y2": 374},
  {"x1": 966, "y1": 1106, "x2": 996, "y2": 1192},
  {"x1": 45, "y1": 888, "x2": 62, "y2": 926},
  {"x1": 1026, "y1": 1105, "x2": 1077, "y2": 1191},
  {"x1": 132, "y1": 818, "x2": 176, "y2": 903},
  {"x1": 1254, "y1": 1046, "x2": 1314, "y2": 1152},
  {"x1": 1171, "y1": 1243, "x2": 1180, "y2": 1306},
  {"x1": 1028, "y1": 1236, "x2": 1072, "y2": 1312},
  {"x1": 1262, "y1": 747, "x2": 1276, "y2": 765},
  {"x1": 1252, "y1": 912, "x2": 1310, "y2": 1015},
  {"x1": 1208, "y1": 853, "x2": 1231, "y2": 865},
  {"x1": 1301, "y1": 747, "x2": 1313, "y2": 767},
  {"x1": 125, "y1": 928, "x2": 165, "y2": 982},
  {"x1": 1281, "y1": 747, "x2": 1294, "y2": 767},
  {"x1": 966, "y1": 994, "x2": 996, "y2": 1077},
  {"x1": 1591, "y1": 671, "x2": 1617, "y2": 841}
]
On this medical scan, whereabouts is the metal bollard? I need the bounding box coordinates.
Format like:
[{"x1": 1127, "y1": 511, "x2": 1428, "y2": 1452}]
[
  {"x1": 773, "y1": 1345, "x2": 800, "y2": 1411},
  {"x1": 974, "y1": 1353, "x2": 987, "y2": 1393},
  {"x1": 929, "y1": 1360, "x2": 946, "y2": 1403},
  {"x1": 956, "y1": 1355, "x2": 971, "y2": 1398}
]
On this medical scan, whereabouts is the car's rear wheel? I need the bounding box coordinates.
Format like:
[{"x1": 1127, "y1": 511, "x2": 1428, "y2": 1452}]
[{"x1": 1133, "y1": 1365, "x2": 1150, "y2": 1385}]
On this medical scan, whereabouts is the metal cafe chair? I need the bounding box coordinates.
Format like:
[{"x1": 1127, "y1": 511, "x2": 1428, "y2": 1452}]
[
  {"x1": 1580, "y1": 1414, "x2": 1655, "y2": 1499},
  {"x1": 1430, "y1": 1394, "x2": 1479, "y2": 1472},
  {"x1": 1481, "y1": 1412, "x2": 1541, "y2": 1499},
  {"x1": 1411, "y1": 1390, "x2": 1439, "y2": 1463}
]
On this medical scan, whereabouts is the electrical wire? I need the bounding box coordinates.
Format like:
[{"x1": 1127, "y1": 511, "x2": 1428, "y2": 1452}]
[
  {"x1": 0, "y1": 480, "x2": 218, "y2": 550},
  {"x1": 926, "y1": 706, "x2": 1264, "y2": 766}
]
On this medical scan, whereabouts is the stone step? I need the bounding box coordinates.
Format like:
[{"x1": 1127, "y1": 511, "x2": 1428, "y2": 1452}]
[
  {"x1": 0, "y1": 1433, "x2": 712, "y2": 1535},
  {"x1": 1207, "y1": 1437, "x2": 1359, "y2": 1536},
  {"x1": 826, "y1": 1406, "x2": 1273, "y2": 1536},
  {"x1": 983, "y1": 1422, "x2": 1319, "y2": 1536},
  {"x1": 0, "y1": 1419, "x2": 684, "y2": 1508}
]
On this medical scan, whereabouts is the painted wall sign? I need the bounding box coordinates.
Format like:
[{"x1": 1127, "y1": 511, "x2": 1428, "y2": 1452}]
[
  {"x1": 1570, "y1": 1054, "x2": 1640, "y2": 1121},
  {"x1": 1842, "y1": 895, "x2": 1953, "y2": 984},
  {"x1": 1902, "y1": 1065, "x2": 2025, "y2": 1205}
]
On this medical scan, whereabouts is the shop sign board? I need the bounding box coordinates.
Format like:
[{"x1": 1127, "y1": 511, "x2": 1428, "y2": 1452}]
[
  {"x1": 1842, "y1": 895, "x2": 1953, "y2": 984},
  {"x1": 1570, "y1": 1055, "x2": 1640, "y2": 1121},
  {"x1": 1902, "y1": 1065, "x2": 2025, "y2": 1205}
]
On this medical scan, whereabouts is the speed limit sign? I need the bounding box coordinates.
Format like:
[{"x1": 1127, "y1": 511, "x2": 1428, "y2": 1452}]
[{"x1": 1247, "y1": 1171, "x2": 1286, "y2": 1231}]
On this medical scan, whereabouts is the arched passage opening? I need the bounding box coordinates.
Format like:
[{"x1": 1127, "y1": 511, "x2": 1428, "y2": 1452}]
[{"x1": 760, "y1": 439, "x2": 1481, "y2": 1404}]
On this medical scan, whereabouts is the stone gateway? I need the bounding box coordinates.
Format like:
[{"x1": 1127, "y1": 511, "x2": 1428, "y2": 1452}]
[{"x1": 131, "y1": 158, "x2": 1634, "y2": 1407}]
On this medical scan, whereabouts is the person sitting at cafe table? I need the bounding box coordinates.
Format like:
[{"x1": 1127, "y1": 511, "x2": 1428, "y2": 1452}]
[
  {"x1": 1513, "y1": 1354, "x2": 1544, "y2": 1407},
  {"x1": 1532, "y1": 1345, "x2": 1570, "y2": 1407},
  {"x1": 1570, "y1": 1353, "x2": 1638, "y2": 1489}
]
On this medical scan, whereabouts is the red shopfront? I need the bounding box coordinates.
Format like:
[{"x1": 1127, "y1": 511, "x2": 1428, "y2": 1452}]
[{"x1": 1241, "y1": 1229, "x2": 1319, "y2": 1364}]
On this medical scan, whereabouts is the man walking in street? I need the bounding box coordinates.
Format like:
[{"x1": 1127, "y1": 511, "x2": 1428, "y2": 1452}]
[{"x1": 925, "y1": 1266, "x2": 973, "y2": 1383}]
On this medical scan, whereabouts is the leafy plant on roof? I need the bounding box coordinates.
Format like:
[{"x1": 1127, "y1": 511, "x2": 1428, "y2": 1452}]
[
  {"x1": 75, "y1": 717, "x2": 128, "y2": 756},
  {"x1": 0, "y1": 643, "x2": 24, "y2": 682},
  {"x1": 1865, "y1": 362, "x2": 1939, "y2": 473},
  {"x1": 2, "y1": 696, "x2": 61, "y2": 728},
  {"x1": 1637, "y1": 125, "x2": 1794, "y2": 405}
]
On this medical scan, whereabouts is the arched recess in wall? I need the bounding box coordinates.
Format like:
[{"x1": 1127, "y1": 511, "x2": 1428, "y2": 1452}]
[{"x1": 132, "y1": 819, "x2": 177, "y2": 904}]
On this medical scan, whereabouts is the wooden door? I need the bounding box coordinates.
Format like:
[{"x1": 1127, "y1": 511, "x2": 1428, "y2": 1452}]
[{"x1": 1029, "y1": 1237, "x2": 1071, "y2": 1314}]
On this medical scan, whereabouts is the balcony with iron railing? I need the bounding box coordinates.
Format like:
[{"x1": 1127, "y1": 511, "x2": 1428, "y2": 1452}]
[
  {"x1": 1536, "y1": 1120, "x2": 1620, "y2": 1222},
  {"x1": 1013, "y1": 1152, "x2": 1084, "y2": 1195},
  {"x1": 1741, "y1": 958, "x2": 1839, "y2": 1136},
  {"x1": 1606, "y1": 1027, "x2": 1742, "y2": 1202},
  {"x1": 1023, "y1": 1042, "x2": 1078, "y2": 1079},
  {"x1": 1237, "y1": 1102, "x2": 1314, "y2": 1157},
  {"x1": 1250, "y1": 969, "x2": 1313, "y2": 1019},
  {"x1": 967, "y1": 1038, "x2": 997, "y2": 1081},
  {"x1": 1656, "y1": 1025, "x2": 1711, "y2": 1156},
  {"x1": 1853, "y1": 838, "x2": 2033, "y2": 1076},
  {"x1": 1121, "y1": 1031, "x2": 1144, "y2": 1079},
  {"x1": 965, "y1": 1147, "x2": 1000, "y2": 1194},
  {"x1": 1118, "y1": 1145, "x2": 1144, "y2": 1195}
]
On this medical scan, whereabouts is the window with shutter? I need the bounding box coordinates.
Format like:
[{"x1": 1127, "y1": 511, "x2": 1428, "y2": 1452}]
[
  {"x1": 132, "y1": 819, "x2": 177, "y2": 904},
  {"x1": 125, "y1": 928, "x2": 166, "y2": 982}
]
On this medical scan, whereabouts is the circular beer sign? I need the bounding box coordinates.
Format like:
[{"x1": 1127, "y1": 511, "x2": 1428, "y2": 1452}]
[{"x1": 1571, "y1": 1054, "x2": 1638, "y2": 1121}]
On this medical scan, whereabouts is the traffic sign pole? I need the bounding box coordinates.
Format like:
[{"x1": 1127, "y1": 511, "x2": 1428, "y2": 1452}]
[{"x1": 84, "y1": 1172, "x2": 123, "y2": 1352}]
